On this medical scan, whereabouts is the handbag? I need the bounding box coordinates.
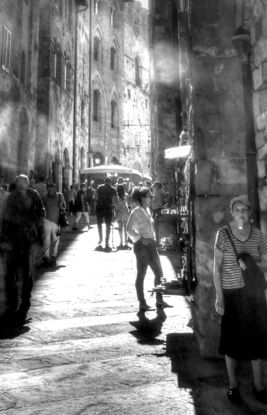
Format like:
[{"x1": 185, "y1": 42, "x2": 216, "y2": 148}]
[
  {"x1": 58, "y1": 194, "x2": 70, "y2": 228},
  {"x1": 225, "y1": 225, "x2": 267, "y2": 299}
]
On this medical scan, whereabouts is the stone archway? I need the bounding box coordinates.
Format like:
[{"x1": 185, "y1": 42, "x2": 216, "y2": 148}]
[{"x1": 17, "y1": 108, "x2": 29, "y2": 174}]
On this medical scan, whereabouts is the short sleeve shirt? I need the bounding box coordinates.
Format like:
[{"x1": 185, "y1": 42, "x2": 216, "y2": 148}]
[
  {"x1": 96, "y1": 184, "x2": 117, "y2": 210},
  {"x1": 215, "y1": 225, "x2": 267, "y2": 289}
]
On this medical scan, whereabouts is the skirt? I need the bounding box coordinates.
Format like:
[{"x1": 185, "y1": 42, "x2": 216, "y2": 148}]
[{"x1": 219, "y1": 288, "x2": 267, "y2": 360}]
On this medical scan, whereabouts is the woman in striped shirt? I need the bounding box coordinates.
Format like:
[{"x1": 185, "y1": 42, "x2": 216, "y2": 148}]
[{"x1": 213, "y1": 195, "x2": 267, "y2": 404}]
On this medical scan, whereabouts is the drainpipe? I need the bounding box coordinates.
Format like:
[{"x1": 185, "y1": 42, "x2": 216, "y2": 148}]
[
  {"x1": 73, "y1": 0, "x2": 88, "y2": 184},
  {"x1": 232, "y1": 27, "x2": 260, "y2": 226}
]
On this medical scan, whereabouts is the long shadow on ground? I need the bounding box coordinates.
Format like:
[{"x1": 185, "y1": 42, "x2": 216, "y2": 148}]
[{"x1": 166, "y1": 332, "x2": 265, "y2": 415}]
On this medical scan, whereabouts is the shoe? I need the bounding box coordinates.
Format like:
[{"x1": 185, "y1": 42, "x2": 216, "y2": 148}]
[
  {"x1": 117, "y1": 244, "x2": 123, "y2": 250},
  {"x1": 72, "y1": 226, "x2": 78, "y2": 231},
  {"x1": 95, "y1": 245, "x2": 103, "y2": 251},
  {"x1": 156, "y1": 300, "x2": 173, "y2": 308},
  {"x1": 0, "y1": 309, "x2": 16, "y2": 327},
  {"x1": 51, "y1": 256, "x2": 57, "y2": 266},
  {"x1": 139, "y1": 304, "x2": 155, "y2": 312},
  {"x1": 104, "y1": 246, "x2": 112, "y2": 252},
  {"x1": 14, "y1": 309, "x2": 28, "y2": 327},
  {"x1": 227, "y1": 388, "x2": 242, "y2": 404},
  {"x1": 253, "y1": 387, "x2": 267, "y2": 404},
  {"x1": 123, "y1": 245, "x2": 131, "y2": 250},
  {"x1": 42, "y1": 257, "x2": 51, "y2": 267}
]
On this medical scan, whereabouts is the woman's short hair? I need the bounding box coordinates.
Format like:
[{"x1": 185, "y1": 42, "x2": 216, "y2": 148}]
[
  {"x1": 230, "y1": 195, "x2": 251, "y2": 212},
  {"x1": 117, "y1": 184, "x2": 125, "y2": 199},
  {"x1": 131, "y1": 186, "x2": 151, "y2": 204}
]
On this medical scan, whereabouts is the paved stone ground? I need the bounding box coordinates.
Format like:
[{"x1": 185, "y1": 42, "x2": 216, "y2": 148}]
[{"x1": 0, "y1": 220, "x2": 266, "y2": 414}]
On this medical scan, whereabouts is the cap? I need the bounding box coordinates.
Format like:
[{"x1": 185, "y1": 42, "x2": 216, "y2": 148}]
[{"x1": 230, "y1": 195, "x2": 251, "y2": 212}]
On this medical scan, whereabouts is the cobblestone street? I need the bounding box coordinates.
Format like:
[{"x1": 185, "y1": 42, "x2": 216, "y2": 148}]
[{"x1": 0, "y1": 223, "x2": 266, "y2": 414}]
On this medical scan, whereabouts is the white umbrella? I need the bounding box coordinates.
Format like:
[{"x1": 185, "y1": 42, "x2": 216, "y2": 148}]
[{"x1": 80, "y1": 164, "x2": 142, "y2": 176}]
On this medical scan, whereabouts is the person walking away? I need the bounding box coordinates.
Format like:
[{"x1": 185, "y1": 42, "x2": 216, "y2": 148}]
[
  {"x1": 42, "y1": 183, "x2": 66, "y2": 267},
  {"x1": 0, "y1": 174, "x2": 45, "y2": 326},
  {"x1": 115, "y1": 184, "x2": 130, "y2": 249},
  {"x1": 213, "y1": 195, "x2": 267, "y2": 404},
  {"x1": 151, "y1": 181, "x2": 165, "y2": 245},
  {"x1": 86, "y1": 181, "x2": 96, "y2": 216},
  {"x1": 95, "y1": 176, "x2": 117, "y2": 251},
  {"x1": 72, "y1": 183, "x2": 90, "y2": 231},
  {"x1": 67, "y1": 185, "x2": 75, "y2": 216},
  {"x1": 126, "y1": 187, "x2": 171, "y2": 311}
]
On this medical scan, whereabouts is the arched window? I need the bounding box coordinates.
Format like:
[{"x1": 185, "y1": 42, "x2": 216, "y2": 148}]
[
  {"x1": 94, "y1": 0, "x2": 100, "y2": 14},
  {"x1": 17, "y1": 108, "x2": 29, "y2": 174},
  {"x1": 53, "y1": 42, "x2": 62, "y2": 86},
  {"x1": 110, "y1": 8, "x2": 116, "y2": 27},
  {"x1": 81, "y1": 98, "x2": 85, "y2": 127},
  {"x1": 68, "y1": 0, "x2": 72, "y2": 27},
  {"x1": 20, "y1": 50, "x2": 26, "y2": 85},
  {"x1": 110, "y1": 47, "x2": 116, "y2": 70},
  {"x1": 111, "y1": 99, "x2": 118, "y2": 128},
  {"x1": 93, "y1": 36, "x2": 100, "y2": 61},
  {"x1": 58, "y1": 0, "x2": 63, "y2": 16},
  {"x1": 93, "y1": 89, "x2": 101, "y2": 122},
  {"x1": 80, "y1": 147, "x2": 86, "y2": 169},
  {"x1": 63, "y1": 46, "x2": 72, "y2": 91},
  {"x1": 65, "y1": 61, "x2": 71, "y2": 90},
  {"x1": 135, "y1": 57, "x2": 142, "y2": 87}
]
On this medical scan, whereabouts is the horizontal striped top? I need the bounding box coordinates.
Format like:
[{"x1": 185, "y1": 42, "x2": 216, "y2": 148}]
[{"x1": 215, "y1": 225, "x2": 267, "y2": 289}]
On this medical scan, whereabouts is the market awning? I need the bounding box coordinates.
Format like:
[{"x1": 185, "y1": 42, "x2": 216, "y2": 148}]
[{"x1": 80, "y1": 164, "x2": 140, "y2": 175}]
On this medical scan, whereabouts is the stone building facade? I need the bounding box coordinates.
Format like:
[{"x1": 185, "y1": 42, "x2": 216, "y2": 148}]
[
  {"x1": 90, "y1": 0, "x2": 151, "y2": 177},
  {"x1": 0, "y1": 0, "x2": 151, "y2": 187},
  {"x1": 151, "y1": 0, "x2": 267, "y2": 357},
  {"x1": 0, "y1": 0, "x2": 40, "y2": 183},
  {"x1": 90, "y1": 0, "x2": 125, "y2": 167},
  {"x1": 36, "y1": 0, "x2": 88, "y2": 189},
  {"x1": 120, "y1": 1, "x2": 151, "y2": 176},
  {"x1": 150, "y1": 0, "x2": 181, "y2": 184},
  {"x1": 249, "y1": 0, "x2": 267, "y2": 235}
]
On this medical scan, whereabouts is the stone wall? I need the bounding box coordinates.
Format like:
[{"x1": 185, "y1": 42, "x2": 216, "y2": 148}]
[
  {"x1": 121, "y1": 1, "x2": 151, "y2": 176},
  {"x1": 91, "y1": 0, "x2": 125, "y2": 165},
  {"x1": 150, "y1": 0, "x2": 181, "y2": 185},
  {"x1": 0, "y1": 0, "x2": 41, "y2": 315},
  {"x1": 175, "y1": 0, "x2": 255, "y2": 357},
  {"x1": 250, "y1": 0, "x2": 267, "y2": 235},
  {"x1": 0, "y1": 0, "x2": 40, "y2": 182}
]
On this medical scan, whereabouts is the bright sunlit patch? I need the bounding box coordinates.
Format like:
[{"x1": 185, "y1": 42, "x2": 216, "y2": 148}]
[
  {"x1": 138, "y1": 0, "x2": 149, "y2": 10},
  {"x1": 165, "y1": 145, "x2": 191, "y2": 159}
]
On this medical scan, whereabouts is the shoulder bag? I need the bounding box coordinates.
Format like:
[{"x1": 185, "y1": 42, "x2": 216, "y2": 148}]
[{"x1": 225, "y1": 225, "x2": 266, "y2": 299}]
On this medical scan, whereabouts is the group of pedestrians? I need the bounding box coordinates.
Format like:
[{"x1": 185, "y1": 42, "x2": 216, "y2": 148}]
[
  {"x1": 0, "y1": 173, "x2": 172, "y2": 328},
  {"x1": 0, "y1": 174, "x2": 69, "y2": 327}
]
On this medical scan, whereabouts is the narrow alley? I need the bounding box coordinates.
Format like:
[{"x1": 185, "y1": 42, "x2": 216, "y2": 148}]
[{"x1": 0, "y1": 223, "x2": 265, "y2": 415}]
